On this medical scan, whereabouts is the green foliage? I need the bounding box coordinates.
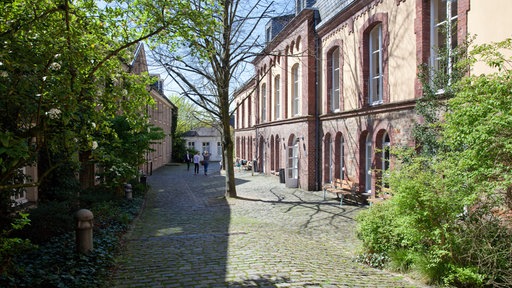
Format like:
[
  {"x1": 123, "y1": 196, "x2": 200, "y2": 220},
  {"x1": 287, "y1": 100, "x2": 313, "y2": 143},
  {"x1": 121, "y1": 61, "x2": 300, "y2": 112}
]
[
  {"x1": 0, "y1": 212, "x2": 36, "y2": 280},
  {"x1": 0, "y1": 0, "x2": 215, "y2": 214},
  {"x1": 357, "y1": 39, "x2": 512, "y2": 287},
  {"x1": 92, "y1": 116, "x2": 165, "y2": 191},
  {"x1": 0, "y1": 194, "x2": 145, "y2": 287},
  {"x1": 167, "y1": 94, "x2": 207, "y2": 162},
  {"x1": 355, "y1": 252, "x2": 389, "y2": 270},
  {"x1": 18, "y1": 201, "x2": 76, "y2": 244}
]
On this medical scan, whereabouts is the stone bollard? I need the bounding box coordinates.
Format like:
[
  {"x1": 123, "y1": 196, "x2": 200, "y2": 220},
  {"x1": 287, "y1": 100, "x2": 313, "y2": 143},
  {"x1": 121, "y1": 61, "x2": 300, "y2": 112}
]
[
  {"x1": 75, "y1": 209, "x2": 94, "y2": 254},
  {"x1": 125, "y1": 183, "x2": 132, "y2": 200}
]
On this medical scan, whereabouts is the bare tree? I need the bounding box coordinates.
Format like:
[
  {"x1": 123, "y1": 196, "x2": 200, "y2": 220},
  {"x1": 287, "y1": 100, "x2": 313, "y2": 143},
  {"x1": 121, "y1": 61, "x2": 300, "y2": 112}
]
[{"x1": 151, "y1": 0, "x2": 276, "y2": 197}]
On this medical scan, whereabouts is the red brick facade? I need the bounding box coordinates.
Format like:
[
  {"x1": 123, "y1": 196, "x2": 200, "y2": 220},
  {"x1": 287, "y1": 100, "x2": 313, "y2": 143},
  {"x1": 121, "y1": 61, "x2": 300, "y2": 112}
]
[{"x1": 235, "y1": 0, "x2": 505, "y2": 196}]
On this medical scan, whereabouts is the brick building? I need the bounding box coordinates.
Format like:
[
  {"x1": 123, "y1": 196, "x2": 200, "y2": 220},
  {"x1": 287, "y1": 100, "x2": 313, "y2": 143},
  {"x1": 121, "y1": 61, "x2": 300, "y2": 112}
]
[
  {"x1": 131, "y1": 44, "x2": 176, "y2": 175},
  {"x1": 234, "y1": 0, "x2": 512, "y2": 195}
]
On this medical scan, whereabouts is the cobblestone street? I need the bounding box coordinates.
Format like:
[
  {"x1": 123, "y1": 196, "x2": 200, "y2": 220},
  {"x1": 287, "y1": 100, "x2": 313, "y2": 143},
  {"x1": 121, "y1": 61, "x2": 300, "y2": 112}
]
[{"x1": 108, "y1": 164, "x2": 428, "y2": 287}]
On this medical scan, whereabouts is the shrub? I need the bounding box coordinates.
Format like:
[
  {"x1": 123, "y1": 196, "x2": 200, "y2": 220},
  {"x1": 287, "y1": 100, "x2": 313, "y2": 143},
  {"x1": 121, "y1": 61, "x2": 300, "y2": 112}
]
[
  {"x1": 1, "y1": 195, "x2": 144, "y2": 288},
  {"x1": 18, "y1": 201, "x2": 75, "y2": 244}
]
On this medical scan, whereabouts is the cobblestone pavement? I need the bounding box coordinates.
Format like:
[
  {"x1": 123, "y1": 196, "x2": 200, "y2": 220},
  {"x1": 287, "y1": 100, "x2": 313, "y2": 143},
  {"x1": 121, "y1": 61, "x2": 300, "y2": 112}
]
[{"x1": 108, "y1": 164, "x2": 429, "y2": 288}]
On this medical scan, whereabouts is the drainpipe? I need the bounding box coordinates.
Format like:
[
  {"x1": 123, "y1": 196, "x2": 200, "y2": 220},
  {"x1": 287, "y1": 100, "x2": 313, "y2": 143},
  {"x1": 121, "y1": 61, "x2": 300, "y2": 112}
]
[{"x1": 314, "y1": 10, "x2": 321, "y2": 191}]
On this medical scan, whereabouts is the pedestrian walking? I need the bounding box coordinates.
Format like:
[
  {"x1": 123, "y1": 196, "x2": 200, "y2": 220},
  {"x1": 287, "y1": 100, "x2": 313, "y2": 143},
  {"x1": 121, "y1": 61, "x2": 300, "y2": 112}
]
[
  {"x1": 202, "y1": 151, "x2": 210, "y2": 176},
  {"x1": 235, "y1": 158, "x2": 241, "y2": 172},
  {"x1": 184, "y1": 151, "x2": 191, "y2": 171},
  {"x1": 193, "y1": 151, "x2": 201, "y2": 175}
]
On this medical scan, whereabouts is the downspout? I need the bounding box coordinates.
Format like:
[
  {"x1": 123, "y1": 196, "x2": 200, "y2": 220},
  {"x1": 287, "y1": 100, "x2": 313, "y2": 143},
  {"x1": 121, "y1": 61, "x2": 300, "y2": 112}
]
[{"x1": 313, "y1": 10, "x2": 321, "y2": 191}]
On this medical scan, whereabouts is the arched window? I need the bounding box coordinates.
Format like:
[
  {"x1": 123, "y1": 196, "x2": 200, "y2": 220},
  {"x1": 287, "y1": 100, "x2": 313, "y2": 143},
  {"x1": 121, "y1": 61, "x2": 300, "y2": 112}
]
[
  {"x1": 291, "y1": 64, "x2": 300, "y2": 116},
  {"x1": 288, "y1": 137, "x2": 299, "y2": 179},
  {"x1": 270, "y1": 136, "x2": 275, "y2": 172},
  {"x1": 328, "y1": 47, "x2": 340, "y2": 111},
  {"x1": 261, "y1": 83, "x2": 267, "y2": 122},
  {"x1": 369, "y1": 24, "x2": 383, "y2": 105},
  {"x1": 365, "y1": 134, "x2": 372, "y2": 193},
  {"x1": 431, "y1": 0, "x2": 458, "y2": 87},
  {"x1": 339, "y1": 136, "x2": 345, "y2": 180},
  {"x1": 324, "y1": 134, "x2": 333, "y2": 183},
  {"x1": 274, "y1": 75, "x2": 281, "y2": 119},
  {"x1": 381, "y1": 132, "x2": 390, "y2": 187}
]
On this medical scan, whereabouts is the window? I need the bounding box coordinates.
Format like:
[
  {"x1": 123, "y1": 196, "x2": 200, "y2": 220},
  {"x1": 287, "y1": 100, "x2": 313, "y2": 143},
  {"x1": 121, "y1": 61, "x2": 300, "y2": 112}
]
[
  {"x1": 288, "y1": 138, "x2": 299, "y2": 179},
  {"x1": 187, "y1": 141, "x2": 195, "y2": 150},
  {"x1": 365, "y1": 134, "x2": 372, "y2": 193},
  {"x1": 339, "y1": 137, "x2": 345, "y2": 180},
  {"x1": 274, "y1": 75, "x2": 281, "y2": 119},
  {"x1": 261, "y1": 83, "x2": 267, "y2": 122},
  {"x1": 291, "y1": 64, "x2": 300, "y2": 116},
  {"x1": 431, "y1": 0, "x2": 458, "y2": 85},
  {"x1": 202, "y1": 142, "x2": 210, "y2": 153},
  {"x1": 241, "y1": 100, "x2": 245, "y2": 128},
  {"x1": 266, "y1": 27, "x2": 271, "y2": 44},
  {"x1": 328, "y1": 137, "x2": 333, "y2": 183},
  {"x1": 217, "y1": 141, "x2": 222, "y2": 158},
  {"x1": 330, "y1": 48, "x2": 340, "y2": 111},
  {"x1": 381, "y1": 132, "x2": 390, "y2": 188},
  {"x1": 11, "y1": 168, "x2": 27, "y2": 207},
  {"x1": 369, "y1": 24, "x2": 383, "y2": 105},
  {"x1": 248, "y1": 93, "x2": 252, "y2": 126},
  {"x1": 296, "y1": 0, "x2": 303, "y2": 15}
]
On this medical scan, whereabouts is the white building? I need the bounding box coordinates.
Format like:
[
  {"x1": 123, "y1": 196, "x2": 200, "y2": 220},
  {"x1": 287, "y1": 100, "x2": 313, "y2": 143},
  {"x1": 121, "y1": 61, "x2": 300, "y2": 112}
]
[{"x1": 183, "y1": 127, "x2": 223, "y2": 162}]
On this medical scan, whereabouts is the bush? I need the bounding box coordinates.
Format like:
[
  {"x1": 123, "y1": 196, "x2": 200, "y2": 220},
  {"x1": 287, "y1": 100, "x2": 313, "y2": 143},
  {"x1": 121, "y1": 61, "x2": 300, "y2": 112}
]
[
  {"x1": 17, "y1": 201, "x2": 76, "y2": 244},
  {"x1": 1, "y1": 189, "x2": 146, "y2": 287}
]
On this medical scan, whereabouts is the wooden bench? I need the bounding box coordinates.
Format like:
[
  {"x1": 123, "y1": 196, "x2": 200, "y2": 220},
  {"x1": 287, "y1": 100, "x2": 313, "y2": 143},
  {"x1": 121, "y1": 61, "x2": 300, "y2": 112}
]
[
  {"x1": 367, "y1": 187, "x2": 393, "y2": 206},
  {"x1": 323, "y1": 178, "x2": 358, "y2": 206}
]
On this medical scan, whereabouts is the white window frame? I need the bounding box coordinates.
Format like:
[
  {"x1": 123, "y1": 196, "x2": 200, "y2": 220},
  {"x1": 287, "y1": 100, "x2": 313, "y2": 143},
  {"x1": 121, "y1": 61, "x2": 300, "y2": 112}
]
[
  {"x1": 339, "y1": 137, "x2": 345, "y2": 180},
  {"x1": 217, "y1": 141, "x2": 222, "y2": 158},
  {"x1": 296, "y1": 0, "x2": 303, "y2": 15},
  {"x1": 292, "y1": 64, "x2": 300, "y2": 116},
  {"x1": 274, "y1": 75, "x2": 281, "y2": 120},
  {"x1": 261, "y1": 83, "x2": 267, "y2": 122},
  {"x1": 331, "y1": 48, "x2": 340, "y2": 112},
  {"x1": 369, "y1": 24, "x2": 383, "y2": 105},
  {"x1": 365, "y1": 135, "x2": 372, "y2": 193},
  {"x1": 202, "y1": 142, "x2": 210, "y2": 153},
  {"x1": 288, "y1": 138, "x2": 299, "y2": 179},
  {"x1": 431, "y1": 0, "x2": 458, "y2": 87}
]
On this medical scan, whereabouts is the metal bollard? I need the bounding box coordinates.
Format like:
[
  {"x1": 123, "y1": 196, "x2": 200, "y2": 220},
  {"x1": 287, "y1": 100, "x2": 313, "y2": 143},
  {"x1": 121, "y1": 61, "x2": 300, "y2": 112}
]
[
  {"x1": 125, "y1": 183, "x2": 133, "y2": 200},
  {"x1": 75, "y1": 209, "x2": 94, "y2": 254}
]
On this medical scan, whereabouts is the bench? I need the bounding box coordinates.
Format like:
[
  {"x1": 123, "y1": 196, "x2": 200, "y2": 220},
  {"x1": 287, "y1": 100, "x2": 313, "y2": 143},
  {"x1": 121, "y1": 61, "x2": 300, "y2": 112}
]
[
  {"x1": 239, "y1": 159, "x2": 252, "y2": 171},
  {"x1": 323, "y1": 178, "x2": 358, "y2": 206},
  {"x1": 367, "y1": 187, "x2": 393, "y2": 206}
]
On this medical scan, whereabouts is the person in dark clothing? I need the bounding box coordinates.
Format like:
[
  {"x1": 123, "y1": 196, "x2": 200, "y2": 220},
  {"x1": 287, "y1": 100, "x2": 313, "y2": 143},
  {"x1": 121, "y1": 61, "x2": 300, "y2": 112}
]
[{"x1": 184, "y1": 151, "x2": 192, "y2": 171}]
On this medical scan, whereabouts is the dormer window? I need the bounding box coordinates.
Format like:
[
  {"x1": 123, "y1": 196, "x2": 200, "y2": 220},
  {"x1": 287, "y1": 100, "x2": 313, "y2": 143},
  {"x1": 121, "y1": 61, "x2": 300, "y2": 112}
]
[
  {"x1": 296, "y1": 0, "x2": 303, "y2": 15},
  {"x1": 266, "y1": 27, "x2": 271, "y2": 44}
]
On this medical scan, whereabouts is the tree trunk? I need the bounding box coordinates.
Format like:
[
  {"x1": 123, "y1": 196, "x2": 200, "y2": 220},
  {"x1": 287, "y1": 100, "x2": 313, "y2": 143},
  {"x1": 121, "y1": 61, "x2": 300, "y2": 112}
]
[{"x1": 221, "y1": 105, "x2": 237, "y2": 198}]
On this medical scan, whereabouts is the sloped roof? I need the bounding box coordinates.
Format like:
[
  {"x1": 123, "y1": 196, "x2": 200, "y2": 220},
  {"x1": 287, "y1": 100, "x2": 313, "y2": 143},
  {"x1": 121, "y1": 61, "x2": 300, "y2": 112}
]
[
  {"x1": 183, "y1": 127, "x2": 221, "y2": 138},
  {"x1": 314, "y1": 0, "x2": 356, "y2": 28}
]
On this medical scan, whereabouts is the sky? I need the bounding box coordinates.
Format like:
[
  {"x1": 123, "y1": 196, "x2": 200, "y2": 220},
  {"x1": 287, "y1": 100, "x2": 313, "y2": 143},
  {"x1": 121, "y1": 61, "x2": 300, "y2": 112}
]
[
  {"x1": 145, "y1": 0, "x2": 295, "y2": 99},
  {"x1": 96, "y1": 0, "x2": 295, "y2": 99}
]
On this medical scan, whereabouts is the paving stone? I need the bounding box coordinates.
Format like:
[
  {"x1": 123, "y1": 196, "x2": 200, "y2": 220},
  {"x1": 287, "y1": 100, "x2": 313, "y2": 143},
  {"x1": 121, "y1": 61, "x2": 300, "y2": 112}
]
[{"x1": 107, "y1": 165, "x2": 430, "y2": 287}]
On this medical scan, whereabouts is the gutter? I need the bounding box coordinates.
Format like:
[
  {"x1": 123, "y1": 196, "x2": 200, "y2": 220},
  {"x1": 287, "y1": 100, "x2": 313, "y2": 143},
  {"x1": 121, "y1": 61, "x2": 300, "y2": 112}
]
[{"x1": 314, "y1": 10, "x2": 322, "y2": 191}]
